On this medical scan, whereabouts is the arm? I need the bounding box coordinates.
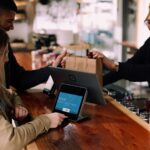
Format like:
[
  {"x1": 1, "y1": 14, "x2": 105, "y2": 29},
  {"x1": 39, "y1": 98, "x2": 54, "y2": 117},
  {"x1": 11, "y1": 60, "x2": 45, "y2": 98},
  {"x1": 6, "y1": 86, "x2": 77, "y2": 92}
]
[
  {"x1": 103, "y1": 62, "x2": 150, "y2": 86},
  {"x1": 103, "y1": 38, "x2": 150, "y2": 84},
  {"x1": 6, "y1": 46, "x2": 51, "y2": 90},
  {"x1": 14, "y1": 50, "x2": 67, "y2": 90},
  {"x1": 92, "y1": 38, "x2": 150, "y2": 85},
  {"x1": 126, "y1": 37, "x2": 150, "y2": 64},
  {"x1": 0, "y1": 113, "x2": 50, "y2": 150},
  {"x1": 0, "y1": 112, "x2": 66, "y2": 150},
  {"x1": 11, "y1": 67, "x2": 51, "y2": 90},
  {"x1": 6, "y1": 46, "x2": 67, "y2": 90},
  {"x1": 103, "y1": 71, "x2": 122, "y2": 86},
  {"x1": 117, "y1": 62, "x2": 150, "y2": 82}
]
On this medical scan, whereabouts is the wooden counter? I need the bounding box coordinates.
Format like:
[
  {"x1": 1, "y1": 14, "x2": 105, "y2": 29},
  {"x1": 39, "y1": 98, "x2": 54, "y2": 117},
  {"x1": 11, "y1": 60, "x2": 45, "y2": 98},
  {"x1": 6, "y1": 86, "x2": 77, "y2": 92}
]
[{"x1": 19, "y1": 91, "x2": 150, "y2": 150}]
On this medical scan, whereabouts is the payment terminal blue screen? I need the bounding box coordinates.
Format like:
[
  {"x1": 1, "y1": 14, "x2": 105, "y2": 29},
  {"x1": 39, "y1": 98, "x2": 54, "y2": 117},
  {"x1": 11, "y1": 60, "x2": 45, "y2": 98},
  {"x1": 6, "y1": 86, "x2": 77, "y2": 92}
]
[{"x1": 55, "y1": 92, "x2": 83, "y2": 114}]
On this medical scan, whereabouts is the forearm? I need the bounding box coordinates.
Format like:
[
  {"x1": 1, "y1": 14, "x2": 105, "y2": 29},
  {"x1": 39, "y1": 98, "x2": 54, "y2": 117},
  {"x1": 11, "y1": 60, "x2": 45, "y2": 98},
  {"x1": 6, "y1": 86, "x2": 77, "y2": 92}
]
[
  {"x1": 102, "y1": 57, "x2": 116, "y2": 71},
  {"x1": 0, "y1": 115, "x2": 51, "y2": 150},
  {"x1": 14, "y1": 115, "x2": 51, "y2": 144},
  {"x1": 13, "y1": 67, "x2": 51, "y2": 90},
  {"x1": 118, "y1": 63, "x2": 150, "y2": 81},
  {"x1": 103, "y1": 71, "x2": 122, "y2": 86}
]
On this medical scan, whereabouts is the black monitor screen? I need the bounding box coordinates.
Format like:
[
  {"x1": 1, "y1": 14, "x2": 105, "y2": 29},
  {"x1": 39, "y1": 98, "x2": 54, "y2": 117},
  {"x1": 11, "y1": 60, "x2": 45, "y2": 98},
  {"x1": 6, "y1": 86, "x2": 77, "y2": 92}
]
[{"x1": 48, "y1": 67, "x2": 106, "y2": 105}]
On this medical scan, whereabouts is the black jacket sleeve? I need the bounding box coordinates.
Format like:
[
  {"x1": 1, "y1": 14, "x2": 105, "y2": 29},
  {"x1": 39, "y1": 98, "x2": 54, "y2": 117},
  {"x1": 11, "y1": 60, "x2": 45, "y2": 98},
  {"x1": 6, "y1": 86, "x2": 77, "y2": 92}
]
[
  {"x1": 5, "y1": 45, "x2": 51, "y2": 90},
  {"x1": 116, "y1": 63, "x2": 150, "y2": 82},
  {"x1": 126, "y1": 37, "x2": 150, "y2": 64},
  {"x1": 103, "y1": 37, "x2": 150, "y2": 85},
  {"x1": 103, "y1": 71, "x2": 122, "y2": 86}
]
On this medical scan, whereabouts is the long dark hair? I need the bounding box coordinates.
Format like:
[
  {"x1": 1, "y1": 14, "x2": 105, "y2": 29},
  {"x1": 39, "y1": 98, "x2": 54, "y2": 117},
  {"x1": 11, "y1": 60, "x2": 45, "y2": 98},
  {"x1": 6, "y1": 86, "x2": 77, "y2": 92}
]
[{"x1": 0, "y1": 28, "x2": 9, "y2": 49}]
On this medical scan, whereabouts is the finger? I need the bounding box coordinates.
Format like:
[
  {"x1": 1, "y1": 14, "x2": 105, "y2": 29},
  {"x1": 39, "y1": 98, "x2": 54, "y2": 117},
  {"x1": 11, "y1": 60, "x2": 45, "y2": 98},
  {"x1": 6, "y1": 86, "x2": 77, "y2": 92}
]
[
  {"x1": 22, "y1": 108, "x2": 28, "y2": 117},
  {"x1": 60, "y1": 57, "x2": 66, "y2": 67},
  {"x1": 52, "y1": 56, "x2": 62, "y2": 67},
  {"x1": 15, "y1": 107, "x2": 19, "y2": 118},
  {"x1": 20, "y1": 110, "x2": 28, "y2": 119},
  {"x1": 92, "y1": 54, "x2": 97, "y2": 58},
  {"x1": 57, "y1": 52, "x2": 67, "y2": 62},
  {"x1": 93, "y1": 53, "x2": 103, "y2": 59},
  {"x1": 15, "y1": 107, "x2": 28, "y2": 119},
  {"x1": 18, "y1": 109, "x2": 24, "y2": 118},
  {"x1": 52, "y1": 51, "x2": 67, "y2": 67},
  {"x1": 59, "y1": 114, "x2": 67, "y2": 119},
  {"x1": 59, "y1": 118, "x2": 65, "y2": 125},
  {"x1": 60, "y1": 51, "x2": 67, "y2": 58},
  {"x1": 22, "y1": 110, "x2": 28, "y2": 118},
  {"x1": 92, "y1": 54, "x2": 99, "y2": 58},
  {"x1": 61, "y1": 62, "x2": 65, "y2": 68},
  {"x1": 58, "y1": 121, "x2": 62, "y2": 125}
]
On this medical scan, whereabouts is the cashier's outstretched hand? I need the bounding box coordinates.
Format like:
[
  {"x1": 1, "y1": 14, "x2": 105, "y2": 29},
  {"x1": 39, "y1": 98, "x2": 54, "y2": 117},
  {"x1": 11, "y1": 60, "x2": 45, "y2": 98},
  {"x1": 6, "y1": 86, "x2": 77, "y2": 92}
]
[
  {"x1": 52, "y1": 50, "x2": 67, "y2": 67},
  {"x1": 91, "y1": 50, "x2": 117, "y2": 71}
]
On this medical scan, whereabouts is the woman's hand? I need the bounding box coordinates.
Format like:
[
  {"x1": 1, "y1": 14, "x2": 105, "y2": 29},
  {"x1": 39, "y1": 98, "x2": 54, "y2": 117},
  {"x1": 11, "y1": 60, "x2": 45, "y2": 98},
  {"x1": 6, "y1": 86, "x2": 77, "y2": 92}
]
[
  {"x1": 45, "y1": 112, "x2": 67, "y2": 128},
  {"x1": 15, "y1": 105, "x2": 29, "y2": 120}
]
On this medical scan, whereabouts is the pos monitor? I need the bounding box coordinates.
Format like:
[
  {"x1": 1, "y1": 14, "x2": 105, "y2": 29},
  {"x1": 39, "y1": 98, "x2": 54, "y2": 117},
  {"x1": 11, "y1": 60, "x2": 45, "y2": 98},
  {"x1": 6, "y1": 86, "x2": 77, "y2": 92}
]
[{"x1": 48, "y1": 67, "x2": 106, "y2": 105}]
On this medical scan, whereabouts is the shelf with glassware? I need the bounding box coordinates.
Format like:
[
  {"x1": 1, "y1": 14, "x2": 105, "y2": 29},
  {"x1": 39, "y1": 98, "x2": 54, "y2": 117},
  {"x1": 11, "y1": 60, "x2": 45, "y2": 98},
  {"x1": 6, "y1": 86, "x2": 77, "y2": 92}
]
[
  {"x1": 14, "y1": 0, "x2": 28, "y2": 22},
  {"x1": 10, "y1": 0, "x2": 36, "y2": 51}
]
